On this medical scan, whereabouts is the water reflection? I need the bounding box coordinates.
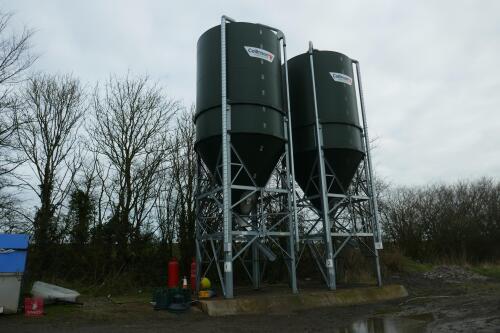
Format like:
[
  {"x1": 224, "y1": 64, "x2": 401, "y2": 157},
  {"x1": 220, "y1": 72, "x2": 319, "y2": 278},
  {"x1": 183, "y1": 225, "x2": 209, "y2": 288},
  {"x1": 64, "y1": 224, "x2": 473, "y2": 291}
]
[{"x1": 333, "y1": 316, "x2": 429, "y2": 333}]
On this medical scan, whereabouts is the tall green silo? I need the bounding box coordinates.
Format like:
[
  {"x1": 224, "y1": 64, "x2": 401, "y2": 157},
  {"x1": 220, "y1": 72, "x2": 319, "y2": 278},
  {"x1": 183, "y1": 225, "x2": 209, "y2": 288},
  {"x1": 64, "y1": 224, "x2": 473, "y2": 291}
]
[
  {"x1": 287, "y1": 49, "x2": 365, "y2": 212},
  {"x1": 194, "y1": 18, "x2": 298, "y2": 299},
  {"x1": 195, "y1": 22, "x2": 286, "y2": 188}
]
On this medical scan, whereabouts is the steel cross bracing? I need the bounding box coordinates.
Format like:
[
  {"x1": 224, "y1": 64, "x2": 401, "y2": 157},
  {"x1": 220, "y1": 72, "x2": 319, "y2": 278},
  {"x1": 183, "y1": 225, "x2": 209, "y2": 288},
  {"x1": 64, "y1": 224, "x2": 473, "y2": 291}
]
[
  {"x1": 195, "y1": 144, "x2": 298, "y2": 298},
  {"x1": 293, "y1": 43, "x2": 383, "y2": 290},
  {"x1": 294, "y1": 157, "x2": 382, "y2": 289},
  {"x1": 195, "y1": 15, "x2": 298, "y2": 299}
]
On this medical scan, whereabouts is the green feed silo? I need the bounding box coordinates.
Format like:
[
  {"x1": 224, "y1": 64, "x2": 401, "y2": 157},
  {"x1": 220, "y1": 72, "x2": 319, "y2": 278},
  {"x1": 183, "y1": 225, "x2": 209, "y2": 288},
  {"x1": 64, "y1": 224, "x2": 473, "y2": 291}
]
[
  {"x1": 194, "y1": 18, "x2": 299, "y2": 298},
  {"x1": 195, "y1": 22, "x2": 286, "y2": 188},
  {"x1": 287, "y1": 50, "x2": 365, "y2": 212}
]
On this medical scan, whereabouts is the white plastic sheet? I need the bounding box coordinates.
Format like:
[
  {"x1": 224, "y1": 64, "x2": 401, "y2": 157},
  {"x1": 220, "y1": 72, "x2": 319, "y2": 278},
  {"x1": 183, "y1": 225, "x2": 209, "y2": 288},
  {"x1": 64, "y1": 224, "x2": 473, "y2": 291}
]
[{"x1": 31, "y1": 281, "x2": 80, "y2": 304}]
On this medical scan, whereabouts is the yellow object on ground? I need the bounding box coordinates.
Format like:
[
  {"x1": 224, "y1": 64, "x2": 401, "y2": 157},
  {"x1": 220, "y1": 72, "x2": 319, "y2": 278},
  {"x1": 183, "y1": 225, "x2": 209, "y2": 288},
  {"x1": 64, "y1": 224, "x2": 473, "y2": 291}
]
[
  {"x1": 200, "y1": 277, "x2": 211, "y2": 289},
  {"x1": 198, "y1": 290, "x2": 211, "y2": 299}
]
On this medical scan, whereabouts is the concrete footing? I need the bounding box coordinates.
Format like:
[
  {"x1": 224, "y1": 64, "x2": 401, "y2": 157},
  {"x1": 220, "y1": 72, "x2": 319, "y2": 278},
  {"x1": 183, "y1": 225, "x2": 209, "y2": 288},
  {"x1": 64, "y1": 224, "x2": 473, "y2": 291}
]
[{"x1": 199, "y1": 284, "x2": 408, "y2": 316}]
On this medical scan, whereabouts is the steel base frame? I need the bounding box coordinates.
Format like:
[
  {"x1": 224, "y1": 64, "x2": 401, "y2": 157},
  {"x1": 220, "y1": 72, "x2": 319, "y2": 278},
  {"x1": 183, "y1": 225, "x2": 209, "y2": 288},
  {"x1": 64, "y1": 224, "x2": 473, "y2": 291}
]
[
  {"x1": 195, "y1": 145, "x2": 298, "y2": 298},
  {"x1": 295, "y1": 155, "x2": 382, "y2": 290}
]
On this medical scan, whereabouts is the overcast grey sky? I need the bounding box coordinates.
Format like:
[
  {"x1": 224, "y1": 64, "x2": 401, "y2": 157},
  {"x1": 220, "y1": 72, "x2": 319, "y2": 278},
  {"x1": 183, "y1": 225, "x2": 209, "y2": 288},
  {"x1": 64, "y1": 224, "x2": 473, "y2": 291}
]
[{"x1": 2, "y1": 0, "x2": 499, "y2": 186}]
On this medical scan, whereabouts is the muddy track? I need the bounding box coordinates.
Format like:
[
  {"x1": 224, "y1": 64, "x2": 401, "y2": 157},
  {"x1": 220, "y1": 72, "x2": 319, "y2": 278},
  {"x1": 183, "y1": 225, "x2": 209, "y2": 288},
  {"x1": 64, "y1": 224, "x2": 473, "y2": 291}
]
[{"x1": 2, "y1": 271, "x2": 500, "y2": 332}]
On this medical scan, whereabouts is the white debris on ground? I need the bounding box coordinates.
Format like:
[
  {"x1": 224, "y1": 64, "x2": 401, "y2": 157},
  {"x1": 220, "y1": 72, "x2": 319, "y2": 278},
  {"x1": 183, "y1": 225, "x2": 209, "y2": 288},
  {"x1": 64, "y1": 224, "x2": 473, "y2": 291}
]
[
  {"x1": 31, "y1": 281, "x2": 80, "y2": 304},
  {"x1": 423, "y1": 265, "x2": 488, "y2": 282}
]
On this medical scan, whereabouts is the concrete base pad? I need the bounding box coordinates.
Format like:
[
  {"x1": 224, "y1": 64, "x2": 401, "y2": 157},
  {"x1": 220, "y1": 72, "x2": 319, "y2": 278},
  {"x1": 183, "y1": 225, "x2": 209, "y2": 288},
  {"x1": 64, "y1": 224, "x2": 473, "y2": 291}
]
[{"x1": 199, "y1": 284, "x2": 408, "y2": 316}]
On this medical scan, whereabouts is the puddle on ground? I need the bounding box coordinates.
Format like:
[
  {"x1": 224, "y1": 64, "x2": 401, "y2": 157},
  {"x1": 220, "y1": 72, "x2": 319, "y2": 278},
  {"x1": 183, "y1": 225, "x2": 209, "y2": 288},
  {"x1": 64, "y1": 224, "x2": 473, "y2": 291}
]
[{"x1": 333, "y1": 315, "x2": 432, "y2": 333}]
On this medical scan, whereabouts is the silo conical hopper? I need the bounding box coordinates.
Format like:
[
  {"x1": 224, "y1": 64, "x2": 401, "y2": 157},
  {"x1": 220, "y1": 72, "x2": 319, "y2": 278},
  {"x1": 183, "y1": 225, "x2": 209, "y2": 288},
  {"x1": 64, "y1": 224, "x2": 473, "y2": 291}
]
[
  {"x1": 287, "y1": 50, "x2": 365, "y2": 213},
  {"x1": 195, "y1": 22, "x2": 286, "y2": 193}
]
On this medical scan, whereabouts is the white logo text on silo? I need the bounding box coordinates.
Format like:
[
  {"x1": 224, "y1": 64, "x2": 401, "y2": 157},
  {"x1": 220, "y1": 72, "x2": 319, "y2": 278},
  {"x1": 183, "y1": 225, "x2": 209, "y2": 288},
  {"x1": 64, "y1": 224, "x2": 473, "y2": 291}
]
[
  {"x1": 244, "y1": 46, "x2": 275, "y2": 63},
  {"x1": 330, "y1": 72, "x2": 353, "y2": 85}
]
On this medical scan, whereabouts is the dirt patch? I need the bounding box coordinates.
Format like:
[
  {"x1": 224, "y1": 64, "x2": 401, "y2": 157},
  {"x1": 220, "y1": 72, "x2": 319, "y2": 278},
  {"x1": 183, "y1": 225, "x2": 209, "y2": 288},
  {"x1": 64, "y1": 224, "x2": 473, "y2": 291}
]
[{"x1": 2, "y1": 271, "x2": 500, "y2": 332}]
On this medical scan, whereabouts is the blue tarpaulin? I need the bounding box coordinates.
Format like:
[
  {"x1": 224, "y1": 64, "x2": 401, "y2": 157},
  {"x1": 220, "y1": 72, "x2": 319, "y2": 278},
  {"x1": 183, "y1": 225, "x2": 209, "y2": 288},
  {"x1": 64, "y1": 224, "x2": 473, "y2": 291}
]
[{"x1": 0, "y1": 234, "x2": 29, "y2": 273}]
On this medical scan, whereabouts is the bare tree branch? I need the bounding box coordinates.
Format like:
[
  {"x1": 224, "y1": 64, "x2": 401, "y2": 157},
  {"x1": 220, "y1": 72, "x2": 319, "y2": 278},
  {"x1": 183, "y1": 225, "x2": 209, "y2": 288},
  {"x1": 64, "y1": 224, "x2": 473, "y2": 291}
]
[
  {"x1": 13, "y1": 74, "x2": 85, "y2": 260},
  {"x1": 91, "y1": 74, "x2": 179, "y2": 259}
]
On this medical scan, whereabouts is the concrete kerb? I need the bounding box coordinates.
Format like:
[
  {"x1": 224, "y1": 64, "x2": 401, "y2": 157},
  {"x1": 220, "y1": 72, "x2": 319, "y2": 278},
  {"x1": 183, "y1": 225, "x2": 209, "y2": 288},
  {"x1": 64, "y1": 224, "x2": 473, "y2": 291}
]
[{"x1": 199, "y1": 284, "x2": 408, "y2": 316}]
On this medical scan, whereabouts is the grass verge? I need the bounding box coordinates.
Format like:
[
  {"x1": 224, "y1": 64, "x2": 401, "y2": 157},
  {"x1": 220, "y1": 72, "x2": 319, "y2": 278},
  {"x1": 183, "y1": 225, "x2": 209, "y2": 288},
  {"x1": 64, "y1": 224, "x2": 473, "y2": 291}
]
[
  {"x1": 471, "y1": 263, "x2": 500, "y2": 280},
  {"x1": 380, "y1": 248, "x2": 433, "y2": 274}
]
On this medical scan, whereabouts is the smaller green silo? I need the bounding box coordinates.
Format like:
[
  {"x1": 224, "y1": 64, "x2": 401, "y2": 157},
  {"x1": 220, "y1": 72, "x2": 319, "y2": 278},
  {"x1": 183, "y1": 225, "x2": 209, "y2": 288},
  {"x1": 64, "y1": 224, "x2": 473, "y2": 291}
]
[{"x1": 287, "y1": 50, "x2": 365, "y2": 212}]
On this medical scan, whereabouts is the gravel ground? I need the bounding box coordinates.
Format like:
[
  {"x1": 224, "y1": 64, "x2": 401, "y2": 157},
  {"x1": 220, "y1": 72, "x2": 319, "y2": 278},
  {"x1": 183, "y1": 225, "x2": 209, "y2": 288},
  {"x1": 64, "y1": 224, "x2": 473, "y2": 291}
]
[{"x1": 423, "y1": 265, "x2": 489, "y2": 282}]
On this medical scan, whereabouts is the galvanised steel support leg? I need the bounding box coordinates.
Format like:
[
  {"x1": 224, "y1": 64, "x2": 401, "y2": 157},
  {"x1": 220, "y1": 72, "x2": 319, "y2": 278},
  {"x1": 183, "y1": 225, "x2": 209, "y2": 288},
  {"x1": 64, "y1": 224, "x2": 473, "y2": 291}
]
[
  {"x1": 283, "y1": 139, "x2": 298, "y2": 293},
  {"x1": 221, "y1": 15, "x2": 234, "y2": 298},
  {"x1": 252, "y1": 241, "x2": 260, "y2": 289},
  {"x1": 195, "y1": 155, "x2": 202, "y2": 294},
  {"x1": 353, "y1": 59, "x2": 383, "y2": 287},
  {"x1": 282, "y1": 38, "x2": 300, "y2": 253},
  {"x1": 251, "y1": 211, "x2": 260, "y2": 290},
  {"x1": 281, "y1": 33, "x2": 298, "y2": 294},
  {"x1": 309, "y1": 41, "x2": 336, "y2": 290}
]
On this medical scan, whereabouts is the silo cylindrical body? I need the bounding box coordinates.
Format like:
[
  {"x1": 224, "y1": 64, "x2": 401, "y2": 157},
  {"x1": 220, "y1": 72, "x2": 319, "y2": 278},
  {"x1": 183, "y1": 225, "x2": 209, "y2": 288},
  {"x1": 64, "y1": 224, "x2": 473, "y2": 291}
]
[
  {"x1": 287, "y1": 50, "x2": 365, "y2": 212},
  {"x1": 195, "y1": 22, "x2": 285, "y2": 188}
]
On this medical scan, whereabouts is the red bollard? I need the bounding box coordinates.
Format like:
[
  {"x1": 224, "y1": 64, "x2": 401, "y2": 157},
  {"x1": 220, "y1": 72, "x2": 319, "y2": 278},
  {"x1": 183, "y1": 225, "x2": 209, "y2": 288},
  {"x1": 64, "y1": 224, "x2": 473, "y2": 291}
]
[
  {"x1": 190, "y1": 258, "x2": 197, "y2": 291},
  {"x1": 167, "y1": 257, "x2": 179, "y2": 288}
]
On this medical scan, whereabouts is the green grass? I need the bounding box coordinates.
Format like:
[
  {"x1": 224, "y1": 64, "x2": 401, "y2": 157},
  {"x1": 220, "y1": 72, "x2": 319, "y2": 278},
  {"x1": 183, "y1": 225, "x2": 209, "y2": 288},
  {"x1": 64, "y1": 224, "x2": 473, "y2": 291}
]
[
  {"x1": 43, "y1": 303, "x2": 81, "y2": 316},
  {"x1": 380, "y1": 249, "x2": 433, "y2": 274},
  {"x1": 471, "y1": 264, "x2": 500, "y2": 279},
  {"x1": 400, "y1": 257, "x2": 433, "y2": 273}
]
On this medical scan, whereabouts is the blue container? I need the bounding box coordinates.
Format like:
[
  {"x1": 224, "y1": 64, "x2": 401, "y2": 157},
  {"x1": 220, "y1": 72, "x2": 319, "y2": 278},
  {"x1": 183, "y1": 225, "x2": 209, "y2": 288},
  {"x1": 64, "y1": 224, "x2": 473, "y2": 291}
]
[{"x1": 0, "y1": 234, "x2": 29, "y2": 314}]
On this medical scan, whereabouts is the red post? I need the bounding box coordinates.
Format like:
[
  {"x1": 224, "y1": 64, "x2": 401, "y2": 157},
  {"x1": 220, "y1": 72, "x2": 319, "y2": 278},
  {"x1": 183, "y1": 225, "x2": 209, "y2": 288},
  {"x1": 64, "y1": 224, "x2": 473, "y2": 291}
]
[
  {"x1": 167, "y1": 257, "x2": 180, "y2": 288},
  {"x1": 190, "y1": 257, "x2": 197, "y2": 290}
]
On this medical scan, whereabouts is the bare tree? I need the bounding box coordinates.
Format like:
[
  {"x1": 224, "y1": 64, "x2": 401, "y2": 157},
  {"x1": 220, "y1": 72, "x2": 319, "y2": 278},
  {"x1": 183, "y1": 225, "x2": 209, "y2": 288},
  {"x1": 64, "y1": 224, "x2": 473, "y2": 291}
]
[
  {"x1": 0, "y1": 11, "x2": 36, "y2": 227},
  {"x1": 171, "y1": 107, "x2": 196, "y2": 271},
  {"x1": 13, "y1": 74, "x2": 85, "y2": 268},
  {"x1": 380, "y1": 178, "x2": 500, "y2": 263},
  {"x1": 91, "y1": 74, "x2": 179, "y2": 263},
  {"x1": 0, "y1": 11, "x2": 36, "y2": 163},
  {"x1": 154, "y1": 166, "x2": 179, "y2": 260}
]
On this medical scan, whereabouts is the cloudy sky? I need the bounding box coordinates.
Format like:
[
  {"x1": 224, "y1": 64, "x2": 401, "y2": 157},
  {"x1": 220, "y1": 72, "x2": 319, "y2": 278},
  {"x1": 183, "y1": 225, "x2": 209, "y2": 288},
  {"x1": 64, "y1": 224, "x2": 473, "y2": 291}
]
[{"x1": 2, "y1": 0, "x2": 499, "y2": 186}]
